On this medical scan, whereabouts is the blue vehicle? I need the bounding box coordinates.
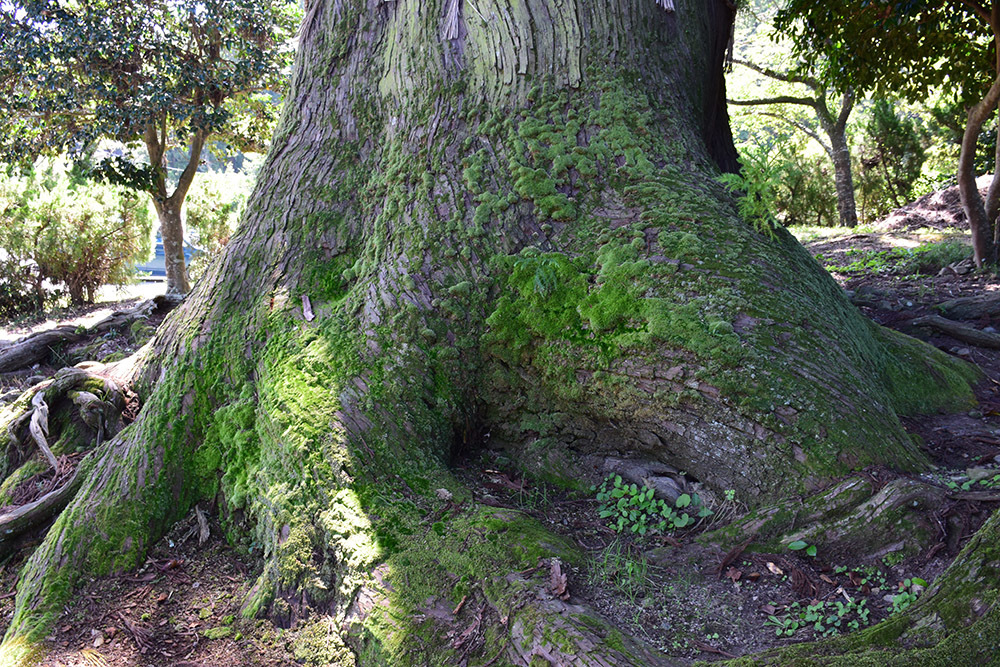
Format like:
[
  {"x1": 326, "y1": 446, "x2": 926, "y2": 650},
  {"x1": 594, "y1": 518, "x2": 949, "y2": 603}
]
[{"x1": 136, "y1": 234, "x2": 199, "y2": 278}]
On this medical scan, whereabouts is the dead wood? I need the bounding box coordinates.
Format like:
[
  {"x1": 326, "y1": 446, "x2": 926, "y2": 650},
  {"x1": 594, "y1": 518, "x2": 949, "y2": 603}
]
[
  {"x1": 911, "y1": 315, "x2": 1000, "y2": 349},
  {"x1": 0, "y1": 462, "x2": 84, "y2": 557},
  {"x1": 28, "y1": 391, "x2": 59, "y2": 472},
  {"x1": 934, "y1": 293, "x2": 1000, "y2": 320},
  {"x1": 0, "y1": 294, "x2": 180, "y2": 373}
]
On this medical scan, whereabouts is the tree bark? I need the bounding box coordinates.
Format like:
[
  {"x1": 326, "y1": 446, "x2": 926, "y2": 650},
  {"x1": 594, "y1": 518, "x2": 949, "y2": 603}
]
[
  {"x1": 818, "y1": 91, "x2": 858, "y2": 228},
  {"x1": 0, "y1": 0, "x2": 982, "y2": 664},
  {"x1": 961, "y1": 77, "x2": 1000, "y2": 266}
]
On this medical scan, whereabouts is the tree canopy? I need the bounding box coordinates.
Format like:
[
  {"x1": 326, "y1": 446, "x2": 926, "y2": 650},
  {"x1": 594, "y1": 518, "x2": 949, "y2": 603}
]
[
  {"x1": 774, "y1": 1, "x2": 992, "y2": 106},
  {"x1": 0, "y1": 0, "x2": 299, "y2": 292},
  {"x1": 775, "y1": 0, "x2": 1000, "y2": 265}
]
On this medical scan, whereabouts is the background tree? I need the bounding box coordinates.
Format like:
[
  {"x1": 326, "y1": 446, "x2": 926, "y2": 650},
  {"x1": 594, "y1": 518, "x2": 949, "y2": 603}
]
[
  {"x1": 0, "y1": 0, "x2": 299, "y2": 294},
  {"x1": 775, "y1": 0, "x2": 1000, "y2": 265},
  {"x1": 0, "y1": 0, "x2": 990, "y2": 664},
  {"x1": 729, "y1": 60, "x2": 859, "y2": 227}
]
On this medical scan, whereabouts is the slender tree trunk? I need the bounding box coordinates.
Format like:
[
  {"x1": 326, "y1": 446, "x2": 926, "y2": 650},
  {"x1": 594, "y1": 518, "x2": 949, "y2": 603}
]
[
  {"x1": 960, "y1": 81, "x2": 1000, "y2": 266},
  {"x1": 987, "y1": 114, "x2": 1000, "y2": 233},
  {"x1": 821, "y1": 92, "x2": 858, "y2": 228},
  {"x1": 151, "y1": 199, "x2": 191, "y2": 295},
  {"x1": 143, "y1": 122, "x2": 205, "y2": 295},
  {"x1": 0, "y1": 1, "x2": 980, "y2": 664}
]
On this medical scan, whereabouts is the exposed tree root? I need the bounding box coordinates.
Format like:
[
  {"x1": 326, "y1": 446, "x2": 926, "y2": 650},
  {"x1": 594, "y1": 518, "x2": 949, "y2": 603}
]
[
  {"x1": 0, "y1": 294, "x2": 180, "y2": 373},
  {"x1": 911, "y1": 314, "x2": 1000, "y2": 349},
  {"x1": 0, "y1": 465, "x2": 84, "y2": 558},
  {"x1": 934, "y1": 292, "x2": 1000, "y2": 320},
  {"x1": 0, "y1": 366, "x2": 127, "y2": 561}
]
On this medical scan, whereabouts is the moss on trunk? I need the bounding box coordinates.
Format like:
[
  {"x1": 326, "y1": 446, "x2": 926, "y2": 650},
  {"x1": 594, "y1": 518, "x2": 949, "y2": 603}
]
[{"x1": 0, "y1": 0, "x2": 985, "y2": 664}]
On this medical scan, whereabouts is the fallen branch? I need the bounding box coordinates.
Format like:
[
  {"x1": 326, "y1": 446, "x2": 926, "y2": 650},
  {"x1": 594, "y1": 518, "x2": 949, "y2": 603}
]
[
  {"x1": 0, "y1": 294, "x2": 180, "y2": 373},
  {"x1": 911, "y1": 315, "x2": 1000, "y2": 349},
  {"x1": 935, "y1": 293, "x2": 1000, "y2": 320},
  {"x1": 0, "y1": 463, "x2": 84, "y2": 557}
]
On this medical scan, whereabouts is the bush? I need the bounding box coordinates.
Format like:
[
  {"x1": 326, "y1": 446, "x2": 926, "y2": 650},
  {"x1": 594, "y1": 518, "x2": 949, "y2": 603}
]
[
  {"x1": 0, "y1": 160, "x2": 152, "y2": 308},
  {"x1": 857, "y1": 100, "x2": 927, "y2": 221},
  {"x1": 725, "y1": 133, "x2": 838, "y2": 229},
  {"x1": 182, "y1": 160, "x2": 259, "y2": 280}
]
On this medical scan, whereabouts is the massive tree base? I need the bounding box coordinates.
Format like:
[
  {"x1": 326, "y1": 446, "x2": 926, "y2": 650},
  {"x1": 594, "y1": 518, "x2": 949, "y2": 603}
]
[{"x1": 0, "y1": 0, "x2": 994, "y2": 665}]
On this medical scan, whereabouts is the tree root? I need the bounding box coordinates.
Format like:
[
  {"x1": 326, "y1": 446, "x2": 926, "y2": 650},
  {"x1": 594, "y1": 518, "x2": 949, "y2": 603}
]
[
  {"x1": 0, "y1": 294, "x2": 180, "y2": 373},
  {"x1": 702, "y1": 475, "x2": 948, "y2": 564},
  {"x1": 934, "y1": 293, "x2": 1000, "y2": 320},
  {"x1": 911, "y1": 314, "x2": 1000, "y2": 349},
  {"x1": 0, "y1": 463, "x2": 84, "y2": 558}
]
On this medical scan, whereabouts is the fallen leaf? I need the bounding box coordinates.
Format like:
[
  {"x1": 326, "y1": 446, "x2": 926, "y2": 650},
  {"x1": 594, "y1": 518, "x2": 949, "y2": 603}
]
[
  {"x1": 747, "y1": 572, "x2": 761, "y2": 582},
  {"x1": 761, "y1": 604, "x2": 777, "y2": 615},
  {"x1": 820, "y1": 574, "x2": 835, "y2": 585},
  {"x1": 766, "y1": 562, "x2": 783, "y2": 576},
  {"x1": 156, "y1": 592, "x2": 168, "y2": 604},
  {"x1": 548, "y1": 558, "x2": 570, "y2": 600},
  {"x1": 725, "y1": 567, "x2": 742, "y2": 583}
]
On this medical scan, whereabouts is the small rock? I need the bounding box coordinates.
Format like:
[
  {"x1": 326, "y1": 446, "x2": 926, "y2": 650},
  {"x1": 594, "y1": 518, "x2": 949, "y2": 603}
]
[
  {"x1": 957, "y1": 348, "x2": 971, "y2": 356},
  {"x1": 24, "y1": 375, "x2": 45, "y2": 386},
  {"x1": 993, "y1": 454, "x2": 1000, "y2": 464},
  {"x1": 905, "y1": 301, "x2": 913, "y2": 308},
  {"x1": 435, "y1": 488, "x2": 453, "y2": 501},
  {"x1": 986, "y1": 327, "x2": 998, "y2": 334},
  {"x1": 966, "y1": 467, "x2": 995, "y2": 482},
  {"x1": 968, "y1": 410, "x2": 983, "y2": 419}
]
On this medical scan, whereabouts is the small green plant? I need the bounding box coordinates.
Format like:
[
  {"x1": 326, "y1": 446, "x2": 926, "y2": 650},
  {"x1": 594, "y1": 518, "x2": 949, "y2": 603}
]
[
  {"x1": 764, "y1": 598, "x2": 871, "y2": 638},
  {"x1": 717, "y1": 151, "x2": 781, "y2": 238},
  {"x1": 592, "y1": 475, "x2": 711, "y2": 535},
  {"x1": 891, "y1": 577, "x2": 927, "y2": 615},
  {"x1": 591, "y1": 539, "x2": 648, "y2": 604},
  {"x1": 787, "y1": 540, "x2": 817, "y2": 557}
]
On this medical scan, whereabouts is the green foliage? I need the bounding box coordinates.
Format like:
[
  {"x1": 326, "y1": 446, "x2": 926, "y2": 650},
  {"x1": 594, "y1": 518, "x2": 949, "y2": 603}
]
[
  {"x1": 183, "y1": 162, "x2": 260, "y2": 278},
  {"x1": 0, "y1": 0, "x2": 300, "y2": 166},
  {"x1": 891, "y1": 577, "x2": 927, "y2": 615},
  {"x1": 0, "y1": 160, "x2": 152, "y2": 308},
  {"x1": 717, "y1": 148, "x2": 782, "y2": 237},
  {"x1": 787, "y1": 539, "x2": 817, "y2": 557},
  {"x1": 764, "y1": 598, "x2": 871, "y2": 638},
  {"x1": 592, "y1": 475, "x2": 711, "y2": 535},
  {"x1": 774, "y1": 2, "x2": 991, "y2": 108},
  {"x1": 857, "y1": 100, "x2": 927, "y2": 219},
  {"x1": 818, "y1": 239, "x2": 970, "y2": 277}
]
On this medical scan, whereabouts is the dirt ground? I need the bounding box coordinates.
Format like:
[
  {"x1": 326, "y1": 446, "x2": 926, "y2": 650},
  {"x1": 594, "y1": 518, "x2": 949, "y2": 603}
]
[{"x1": 2, "y1": 184, "x2": 1000, "y2": 665}]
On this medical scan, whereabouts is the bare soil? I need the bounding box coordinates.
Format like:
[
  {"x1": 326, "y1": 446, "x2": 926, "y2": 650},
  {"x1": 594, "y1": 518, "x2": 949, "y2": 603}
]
[{"x1": 3, "y1": 185, "x2": 1000, "y2": 665}]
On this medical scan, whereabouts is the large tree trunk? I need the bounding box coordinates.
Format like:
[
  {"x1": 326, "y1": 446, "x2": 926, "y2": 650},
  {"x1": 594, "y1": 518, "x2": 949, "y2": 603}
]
[{"x1": 0, "y1": 1, "x2": 983, "y2": 664}]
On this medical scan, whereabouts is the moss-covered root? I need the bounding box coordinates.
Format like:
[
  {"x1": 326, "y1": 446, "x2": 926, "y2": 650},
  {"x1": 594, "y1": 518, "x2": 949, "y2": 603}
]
[
  {"x1": 701, "y1": 476, "x2": 947, "y2": 564},
  {"x1": 716, "y1": 508, "x2": 1000, "y2": 666}
]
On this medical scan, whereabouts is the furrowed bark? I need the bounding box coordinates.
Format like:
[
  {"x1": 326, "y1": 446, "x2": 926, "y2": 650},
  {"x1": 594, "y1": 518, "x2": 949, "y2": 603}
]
[
  {"x1": 0, "y1": 0, "x2": 980, "y2": 664},
  {"x1": 960, "y1": 73, "x2": 1000, "y2": 267}
]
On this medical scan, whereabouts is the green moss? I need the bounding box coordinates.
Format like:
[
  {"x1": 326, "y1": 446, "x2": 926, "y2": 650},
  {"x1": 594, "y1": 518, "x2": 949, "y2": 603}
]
[{"x1": 202, "y1": 626, "x2": 233, "y2": 639}]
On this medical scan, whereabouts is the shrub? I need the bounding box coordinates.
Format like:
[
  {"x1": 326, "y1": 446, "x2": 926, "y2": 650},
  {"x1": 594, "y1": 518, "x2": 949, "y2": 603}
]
[
  {"x1": 0, "y1": 160, "x2": 152, "y2": 308},
  {"x1": 183, "y1": 161, "x2": 259, "y2": 280}
]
